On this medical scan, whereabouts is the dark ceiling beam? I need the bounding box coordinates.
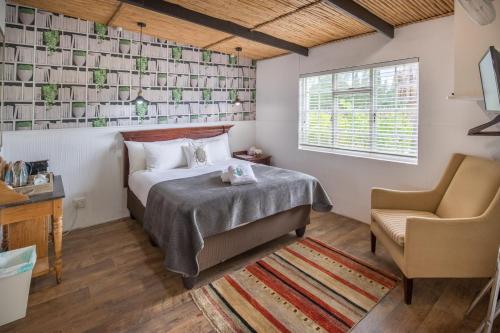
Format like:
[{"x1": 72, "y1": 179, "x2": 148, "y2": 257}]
[
  {"x1": 204, "y1": 0, "x2": 322, "y2": 50},
  {"x1": 107, "y1": 3, "x2": 124, "y2": 26},
  {"x1": 323, "y1": 0, "x2": 394, "y2": 38},
  {"x1": 119, "y1": 0, "x2": 309, "y2": 56}
]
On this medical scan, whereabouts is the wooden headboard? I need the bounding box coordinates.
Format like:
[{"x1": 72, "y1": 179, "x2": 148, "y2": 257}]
[{"x1": 120, "y1": 125, "x2": 234, "y2": 187}]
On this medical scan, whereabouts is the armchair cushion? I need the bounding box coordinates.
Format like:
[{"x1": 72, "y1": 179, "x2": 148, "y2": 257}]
[
  {"x1": 371, "y1": 209, "x2": 438, "y2": 246},
  {"x1": 436, "y1": 156, "x2": 500, "y2": 218}
]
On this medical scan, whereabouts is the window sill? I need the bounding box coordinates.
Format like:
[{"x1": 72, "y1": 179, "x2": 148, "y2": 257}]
[{"x1": 298, "y1": 145, "x2": 418, "y2": 165}]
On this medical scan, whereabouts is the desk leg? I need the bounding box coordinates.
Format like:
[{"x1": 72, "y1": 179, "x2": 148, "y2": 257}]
[
  {"x1": 52, "y1": 199, "x2": 63, "y2": 284},
  {"x1": 1, "y1": 225, "x2": 8, "y2": 250}
]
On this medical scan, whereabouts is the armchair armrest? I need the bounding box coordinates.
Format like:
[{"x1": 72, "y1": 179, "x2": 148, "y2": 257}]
[
  {"x1": 371, "y1": 188, "x2": 442, "y2": 211},
  {"x1": 404, "y1": 215, "x2": 500, "y2": 278}
]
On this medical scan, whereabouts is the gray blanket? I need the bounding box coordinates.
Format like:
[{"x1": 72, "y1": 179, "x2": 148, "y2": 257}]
[{"x1": 144, "y1": 164, "x2": 332, "y2": 277}]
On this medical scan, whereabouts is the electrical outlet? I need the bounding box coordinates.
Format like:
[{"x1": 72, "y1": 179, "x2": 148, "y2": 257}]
[{"x1": 73, "y1": 197, "x2": 86, "y2": 209}]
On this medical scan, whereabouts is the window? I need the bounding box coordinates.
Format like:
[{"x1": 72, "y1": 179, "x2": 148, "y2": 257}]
[{"x1": 299, "y1": 59, "x2": 419, "y2": 164}]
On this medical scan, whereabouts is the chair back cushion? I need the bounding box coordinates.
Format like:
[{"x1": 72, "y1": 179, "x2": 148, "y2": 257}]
[{"x1": 436, "y1": 156, "x2": 500, "y2": 218}]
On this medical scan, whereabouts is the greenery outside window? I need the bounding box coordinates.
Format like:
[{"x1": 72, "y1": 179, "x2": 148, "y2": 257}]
[{"x1": 299, "y1": 58, "x2": 419, "y2": 164}]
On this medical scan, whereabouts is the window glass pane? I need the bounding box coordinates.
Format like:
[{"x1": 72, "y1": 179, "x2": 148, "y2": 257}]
[
  {"x1": 299, "y1": 74, "x2": 333, "y2": 147},
  {"x1": 373, "y1": 63, "x2": 418, "y2": 157},
  {"x1": 333, "y1": 92, "x2": 371, "y2": 151},
  {"x1": 334, "y1": 69, "x2": 370, "y2": 91}
]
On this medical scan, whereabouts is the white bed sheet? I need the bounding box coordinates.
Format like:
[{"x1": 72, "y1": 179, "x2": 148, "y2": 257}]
[{"x1": 129, "y1": 158, "x2": 253, "y2": 206}]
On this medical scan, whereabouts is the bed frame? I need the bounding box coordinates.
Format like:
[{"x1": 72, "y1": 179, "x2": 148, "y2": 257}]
[{"x1": 120, "y1": 125, "x2": 311, "y2": 289}]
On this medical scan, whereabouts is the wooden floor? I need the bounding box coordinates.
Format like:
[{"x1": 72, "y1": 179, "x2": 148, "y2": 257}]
[{"x1": 1, "y1": 212, "x2": 498, "y2": 333}]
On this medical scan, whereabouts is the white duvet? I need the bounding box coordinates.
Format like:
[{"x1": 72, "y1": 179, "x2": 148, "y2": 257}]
[{"x1": 129, "y1": 158, "x2": 253, "y2": 206}]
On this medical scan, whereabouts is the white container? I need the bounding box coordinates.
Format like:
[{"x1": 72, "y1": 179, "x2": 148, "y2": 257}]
[
  {"x1": 119, "y1": 42, "x2": 130, "y2": 54},
  {"x1": 119, "y1": 89, "x2": 130, "y2": 101},
  {"x1": 17, "y1": 68, "x2": 33, "y2": 81},
  {"x1": 73, "y1": 55, "x2": 86, "y2": 67},
  {"x1": 158, "y1": 76, "x2": 167, "y2": 87},
  {"x1": 0, "y1": 246, "x2": 36, "y2": 326}
]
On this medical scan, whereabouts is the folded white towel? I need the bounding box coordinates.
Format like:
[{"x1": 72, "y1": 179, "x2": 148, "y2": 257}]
[
  {"x1": 221, "y1": 171, "x2": 231, "y2": 183},
  {"x1": 228, "y1": 164, "x2": 257, "y2": 185}
]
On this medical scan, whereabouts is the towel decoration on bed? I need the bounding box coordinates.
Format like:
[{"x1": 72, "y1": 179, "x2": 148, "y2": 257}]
[
  {"x1": 221, "y1": 164, "x2": 257, "y2": 185},
  {"x1": 182, "y1": 143, "x2": 211, "y2": 168}
]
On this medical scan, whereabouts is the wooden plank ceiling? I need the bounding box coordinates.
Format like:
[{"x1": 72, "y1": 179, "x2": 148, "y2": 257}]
[{"x1": 12, "y1": 0, "x2": 454, "y2": 59}]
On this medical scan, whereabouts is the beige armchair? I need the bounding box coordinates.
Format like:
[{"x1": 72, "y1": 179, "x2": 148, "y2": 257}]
[{"x1": 370, "y1": 153, "x2": 500, "y2": 304}]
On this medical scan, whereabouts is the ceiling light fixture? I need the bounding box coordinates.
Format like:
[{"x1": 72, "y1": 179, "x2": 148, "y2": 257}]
[
  {"x1": 132, "y1": 22, "x2": 149, "y2": 105},
  {"x1": 458, "y1": 0, "x2": 496, "y2": 25},
  {"x1": 234, "y1": 47, "x2": 242, "y2": 106}
]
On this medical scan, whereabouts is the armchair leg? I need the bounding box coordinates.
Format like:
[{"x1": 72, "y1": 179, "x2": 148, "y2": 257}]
[
  {"x1": 370, "y1": 231, "x2": 376, "y2": 254},
  {"x1": 403, "y1": 276, "x2": 413, "y2": 305}
]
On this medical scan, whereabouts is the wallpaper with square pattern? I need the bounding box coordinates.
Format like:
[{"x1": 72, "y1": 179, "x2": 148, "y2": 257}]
[{"x1": 1, "y1": 2, "x2": 257, "y2": 131}]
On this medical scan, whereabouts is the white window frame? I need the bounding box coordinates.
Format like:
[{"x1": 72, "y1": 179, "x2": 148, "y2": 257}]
[{"x1": 298, "y1": 58, "x2": 419, "y2": 165}]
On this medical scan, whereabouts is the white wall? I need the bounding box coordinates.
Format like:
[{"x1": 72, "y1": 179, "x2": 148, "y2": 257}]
[
  {"x1": 2, "y1": 121, "x2": 255, "y2": 230},
  {"x1": 454, "y1": 0, "x2": 500, "y2": 98},
  {"x1": 256, "y1": 16, "x2": 500, "y2": 223}
]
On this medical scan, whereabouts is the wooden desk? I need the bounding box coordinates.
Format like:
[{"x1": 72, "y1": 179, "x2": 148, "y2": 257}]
[{"x1": 0, "y1": 176, "x2": 65, "y2": 283}]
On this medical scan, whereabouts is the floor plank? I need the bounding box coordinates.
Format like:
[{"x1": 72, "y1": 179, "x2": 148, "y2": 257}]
[{"x1": 0, "y1": 212, "x2": 497, "y2": 332}]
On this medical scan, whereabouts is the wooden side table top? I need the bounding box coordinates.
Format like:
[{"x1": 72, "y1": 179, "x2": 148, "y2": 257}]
[
  {"x1": 0, "y1": 175, "x2": 65, "y2": 209},
  {"x1": 233, "y1": 151, "x2": 272, "y2": 165}
]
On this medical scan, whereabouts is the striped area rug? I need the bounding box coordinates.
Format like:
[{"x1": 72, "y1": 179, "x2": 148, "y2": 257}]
[{"x1": 191, "y1": 237, "x2": 398, "y2": 333}]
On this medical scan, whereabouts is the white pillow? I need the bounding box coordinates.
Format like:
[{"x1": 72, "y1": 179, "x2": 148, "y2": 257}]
[
  {"x1": 182, "y1": 142, "x2": 211, "y2": 168},
  {"x1": 125, "y1": 141, "x2": 146, "y2": 174},
  {"x1": 195, "y1": 133, "x2": 231, "y2": 164},
  {"x1": 144, "y1": 138, "x2": 190, "y2": 171}
]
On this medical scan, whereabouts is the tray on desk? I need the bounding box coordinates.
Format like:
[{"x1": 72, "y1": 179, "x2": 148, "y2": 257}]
[{"x1": 12, "y1": 173, "x2": 54, "y2": 196}]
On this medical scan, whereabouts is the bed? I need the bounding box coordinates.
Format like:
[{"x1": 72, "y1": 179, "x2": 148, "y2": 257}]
[{"x1": 121, "y1": 125, "x2": 331, "y2": 289}]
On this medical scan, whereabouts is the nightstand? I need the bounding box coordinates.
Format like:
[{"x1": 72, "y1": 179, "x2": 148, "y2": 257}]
[{"x1": 233, "y1": 151, "x2": 272, "y2": 165}]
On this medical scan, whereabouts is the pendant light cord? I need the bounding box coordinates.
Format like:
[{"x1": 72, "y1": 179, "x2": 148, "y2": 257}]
[{"x1": 139, "y1": 23, "x2": 143, "y2": 93}]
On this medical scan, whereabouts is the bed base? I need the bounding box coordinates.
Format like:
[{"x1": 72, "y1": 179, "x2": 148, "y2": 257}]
[{"x1": 127, "y1": 189, "x2": 310, "y2": 289}]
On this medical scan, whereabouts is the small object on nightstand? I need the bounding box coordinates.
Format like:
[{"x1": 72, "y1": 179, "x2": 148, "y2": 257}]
[
  {"x1": 233, "y1": 150, "x2": 272, "y2": 166},
  {"x1": 247, "y1": 146, "x2": 263, "y2": 157}
]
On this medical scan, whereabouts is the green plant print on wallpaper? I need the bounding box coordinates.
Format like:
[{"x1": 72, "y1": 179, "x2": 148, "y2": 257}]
[
  {"x1": 229, "y1": 89, "x2": 237, "y2": 102},
  {"x1": 135, "y1": 103, "x2": 148, "y2": 123},
  {"x1": 202, "y1": 50, "x2": 211, "y2": 63},
  {"x1": 172, "y1": 88, "x2": 182, "y2": 103},
  {"x1": 43, "y1": 30, "x2": 60, "y2": 54},
  {"x1": 202, "y1": 89, "x2": 212, "y2": 101},
  {"x1": 93, "y1": 69, "x2": 107, "y2": 90},
  {"x1": 95, "y1": 23, "x2": 107, "y2": 42},
  {"x1": 136, "y1": 57, "x2": 148, "y2": 73},
  {"x1": 92, "y1": 118, "x2": 107, "y2": 127},
  {"x1": 15, "y1": 121, "x2": 32, "y2": 130},
  {"x1": 172, "y1": 47, "x2": 182, "y2": 60},
  {"x1": 42, "y1": 84, "x2": 58, "y2": 107}
]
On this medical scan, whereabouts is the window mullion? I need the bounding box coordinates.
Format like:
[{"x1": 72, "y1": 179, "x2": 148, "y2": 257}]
[
  {"x1": 331, "y1": 75, "x2": 335, "y2": 149},
  {"x1": 370, "y1": 68, "x2": 375, "y2": 152}
]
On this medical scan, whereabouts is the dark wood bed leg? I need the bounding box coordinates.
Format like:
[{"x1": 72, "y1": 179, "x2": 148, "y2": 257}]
[
  {"x1": 370, "y1": 231, "x2": 376, "y2": 254},
  {"x1": 182, "y1": 276, "x2": 197, "y2": 289},
  {"x1": 295, "y1": 226, "x2": 306, "y2": 237},
  {"x1": 148, "y1": 235, "x2": 158, "y2": 247},
  {"x1": 403, "y1": 275, "x2": 413, "y2": 305}
]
